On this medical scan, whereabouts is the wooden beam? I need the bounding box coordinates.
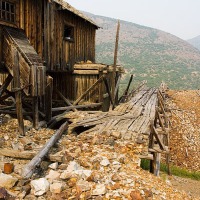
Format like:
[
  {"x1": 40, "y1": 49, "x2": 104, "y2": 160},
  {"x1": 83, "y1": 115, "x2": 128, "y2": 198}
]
[
  {"x1": 151, "y1": 125, "x2": 166, "y2": 151},
  {"x1": 119, "y1": 74, "x2": 134, "y2": 103},
  {"x1": 139, "y1": 154, "x2": 153, "y2": 160},
  {"x1": 154, "y1": 153, "x2": 161, "y2": 176},
  {"x1": 73, "y1": 70, "x2": 99, "y2": 75},
  {"x1": 149, "y1": 148, "x2": 169, "y2": 154},
  {"x1": 112, "y1": 74, "x2": 121, "y2": 109},
  {"x1": 103, "y1": 77, "x2": 114, "y2": 107},
  {"x1": 156, "y1": 109, "x2": 166, "y2": 132},
  {"x1": 52, "y1": 103, "x2": 102, "y2": 112},
  {"x1": 0, "y1": 74, "x2": 13, "y2": 97},
  {"x1": 124, "y1": 74, "x2": 133, "y2": 96},
  {"x1": 13, "y1": 51, "x2": 24, "y2": 135},
  {"x1": 55, "y1": 88, "x2": 77, "y2": 112},
  {"x1": 0, "y1": 110, "x2": 32, "y2": 115},
  {"x1": 73, "y1": 75, "x2": 104, "y2": 106},
  {"x1": 49, "y1": 103, "x2": 102, "y2": 128},
  {"x1": 45, "y1": 76, "x2": 53, "y2": 122},
  {"x1": 111, "y1": 20, "x2": 120, "y2": 101},
  {"x1": 33, "y1": 96, "x2": 39, "y2": 129},
  {"x1": 21, "y1": 122, "x2": 69, "y2": 179},
  {"x1": 0, "y1": 148, "x2": 62, "y2": 162}
]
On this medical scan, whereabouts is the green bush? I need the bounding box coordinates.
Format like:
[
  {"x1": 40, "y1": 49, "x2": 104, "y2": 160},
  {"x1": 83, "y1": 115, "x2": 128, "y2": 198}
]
[{"x1": 140, "y1": 159, "x2": 200, "y2": 181}]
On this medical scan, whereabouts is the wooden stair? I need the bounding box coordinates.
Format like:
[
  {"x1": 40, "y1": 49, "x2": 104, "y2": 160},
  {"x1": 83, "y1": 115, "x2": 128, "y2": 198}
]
[{"x1": 2, "y1": 26, "x2": 46, "y2": 96}]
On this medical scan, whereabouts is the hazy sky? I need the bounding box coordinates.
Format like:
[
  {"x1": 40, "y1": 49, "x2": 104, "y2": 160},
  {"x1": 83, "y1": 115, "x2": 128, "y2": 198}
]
[{"x1": 66, "y1": 0, "x2": 200, "y2": 40}]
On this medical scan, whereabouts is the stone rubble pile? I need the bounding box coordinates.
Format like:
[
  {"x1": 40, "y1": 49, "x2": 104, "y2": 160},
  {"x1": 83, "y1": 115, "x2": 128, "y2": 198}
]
[
  {"x1": 166, "y1": 90, "x2": 200, "y2": 171},
  {"x1": 0, "y1": 116, "x2": 199, "y2": 199}
]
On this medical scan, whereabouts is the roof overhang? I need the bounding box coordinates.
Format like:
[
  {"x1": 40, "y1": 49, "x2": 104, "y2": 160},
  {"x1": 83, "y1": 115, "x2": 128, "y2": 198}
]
[{"x1": 53, "y1": 0, "x2": 100, "y2": 29}]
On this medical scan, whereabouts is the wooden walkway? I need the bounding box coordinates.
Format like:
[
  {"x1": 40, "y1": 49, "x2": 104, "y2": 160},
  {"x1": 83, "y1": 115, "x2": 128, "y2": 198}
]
[
  {"x1": 66, "y1": 86, "x2": 170, "y2": 176},
  {"x1": 67, "y1": 88, "x2": 157, "y2": 154}
]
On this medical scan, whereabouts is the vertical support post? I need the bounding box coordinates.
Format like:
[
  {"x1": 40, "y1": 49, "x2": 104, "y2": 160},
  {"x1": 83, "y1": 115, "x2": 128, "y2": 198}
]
[
  {"x1": 103, "y1": 77, "x2": 114, "y2": 107},
  {"x1": 111, "y1": 20, "x2": 120, "y2": 102},
  {"x1": 149, "y1": 132, "x2": 154, "y2": 174},
  {"x1": 150, "y1": 153, "x2": 156, "y2": 174},
  {"x1": 33, "y1": 96, "x2": 39, "y2": 129},
  {"x1": 45, "y1": 76, "x2": 53, "y2": 122},
  {"x1": 154, "y1": 153, "x2": 161, "y2": 176},
  {"x1": 13, "y1": 51, "x2": 24, "y2": 135},
  {"x1": 102, "y1": 93, "x2": 110, "y2": 112},
  {"x1": 149, "y1": 123, "x2": 155, "y2": 174},
  {"x1": 112, "y1": 73, "x2": 121, "y2": 109}
]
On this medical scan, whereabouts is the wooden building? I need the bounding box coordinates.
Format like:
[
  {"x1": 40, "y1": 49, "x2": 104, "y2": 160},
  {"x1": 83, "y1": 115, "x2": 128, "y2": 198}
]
[
  {"x1": 0, "y1": 0, "x2": 98, "y2": 69},
  {"x1": 0, "y1": 0, "x2": 123, "y2": 131}
]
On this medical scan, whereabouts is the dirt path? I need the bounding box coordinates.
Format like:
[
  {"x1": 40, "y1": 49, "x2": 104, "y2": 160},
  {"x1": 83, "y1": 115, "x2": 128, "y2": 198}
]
[{"x1": 169, "y1": 176, "x2": 200, "y2": 199}]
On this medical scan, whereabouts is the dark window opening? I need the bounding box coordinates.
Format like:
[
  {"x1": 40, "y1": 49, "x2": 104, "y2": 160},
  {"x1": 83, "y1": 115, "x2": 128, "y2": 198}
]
[
  {"x1": 64, "y1": 25, "x2": 74, "y2": 41},
  {"x1": 0, "y1": 1, "x2": 15, "y2": 23}
]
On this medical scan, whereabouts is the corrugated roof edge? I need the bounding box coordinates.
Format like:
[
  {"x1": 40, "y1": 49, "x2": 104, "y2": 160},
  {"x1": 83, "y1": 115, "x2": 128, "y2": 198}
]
[{"x1": 53, "y1": 0, "x2": 100, "y2": 28}]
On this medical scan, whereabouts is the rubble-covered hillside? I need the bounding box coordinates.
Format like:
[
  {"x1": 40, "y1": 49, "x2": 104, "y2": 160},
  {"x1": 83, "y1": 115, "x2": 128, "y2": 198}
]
[
  {"x1": 166, "y1": 90, "x2": 200, "y2": 171},
  {"x1": 0, "y1": 114, "x2": 199, "y2": 199}
]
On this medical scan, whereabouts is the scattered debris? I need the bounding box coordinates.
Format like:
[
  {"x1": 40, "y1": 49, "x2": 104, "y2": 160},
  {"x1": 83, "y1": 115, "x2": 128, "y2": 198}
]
[
  {"x1": 0, "y1": 90, "x2": 199, "y2": 199},
  {"x1": 166, "y1": 90, "x2": 200, "y2": 171}
]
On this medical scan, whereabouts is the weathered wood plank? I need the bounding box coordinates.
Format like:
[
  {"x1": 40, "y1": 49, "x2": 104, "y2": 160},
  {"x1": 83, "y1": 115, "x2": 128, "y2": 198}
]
[
  {"x1": 22, "y1": 121, "x2": 69, "y2": 179},
  {"x1": 13, "y1": 51, "x2": 25, "y2": 135}
]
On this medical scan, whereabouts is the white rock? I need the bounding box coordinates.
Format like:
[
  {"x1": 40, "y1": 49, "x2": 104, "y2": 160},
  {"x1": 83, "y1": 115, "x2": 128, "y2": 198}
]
[
  {"x1": 46, "y1": 170, "x2": 60, "y2": 183},
  {"x1": 60, "y1": 171, "x2": 72, "y2": 180},
  {"x1": 74, "y1": 169, "x2": 92, "y2": 178},
  {"x1": 67, "y1": 161, "x2": 82, "y2": 172},
  {"x1": 166, "y1": 179, "x2": 172, "y2": 186},
  {"x1": 76, "y1": 180, "x2": 91, "y2": 192},
  {"x1": 152, "y1": 188, "x2": 160, "y2": 195},
  {"x1": 111, "y1": 131, "x2": 121, "y2": 138},
  {"x1": 4, "y1": 135, "x2": 9, "y2": 140},
  {"x1": 92, "y1": 184, "x2": 106, "y2": 196},
  {"x1": 0, "y1": 173, "x2": 18, "y2": 189},
  {"x1": 48, "y1": 162, "x2": 58, "y2": 170},
  {"x1": 50, "y1": 182, "x2": 63, "y2": 194},
  {"x1": 100, "y1": 157, "x2": 110, "y2": 167},
  {"x1": 112, "y1": 161, "x2": 120, "y2": 165},
  {"x1": 31, "y1": 178, "x2": 50, "y2": 196}
]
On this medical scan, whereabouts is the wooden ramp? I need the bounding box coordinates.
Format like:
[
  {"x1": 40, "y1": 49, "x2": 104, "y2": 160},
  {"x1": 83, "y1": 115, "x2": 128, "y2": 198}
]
[
  {"x1": 67, "y1": 88, "x2": 157, "y2": 155},
  {"x1": 2, "y1": 26, "x2": 46, "y2": 96},
  {"x1": 66, "y1": 86, "x2": 170, "y2": 176}
]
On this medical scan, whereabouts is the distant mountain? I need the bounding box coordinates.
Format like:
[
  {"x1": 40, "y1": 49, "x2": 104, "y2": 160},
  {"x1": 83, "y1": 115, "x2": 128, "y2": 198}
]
[
  {"x1": 84, "y1": 12, "x2": 200, "y2": 89},
  {"x1": 187, "y1": 35, "x2": 200, "y2": 51}
]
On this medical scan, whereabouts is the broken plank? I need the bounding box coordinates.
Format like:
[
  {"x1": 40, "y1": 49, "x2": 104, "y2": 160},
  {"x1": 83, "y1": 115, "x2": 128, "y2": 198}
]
[
  {"x1": 21, "y1": 121, "x2": 69, "y2": 179},
  {"x1": 0, "y1": 148, "x2": 63, "y2": 162}
]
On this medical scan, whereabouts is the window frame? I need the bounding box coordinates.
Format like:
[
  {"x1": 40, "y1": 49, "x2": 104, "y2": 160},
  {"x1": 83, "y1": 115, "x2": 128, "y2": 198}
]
[
  {"x1": 0, "y1": 0, "x2": 16, "y2": 24},
  {"x1": 63, "y1": 24, "x2": 74, "y2": 42}
]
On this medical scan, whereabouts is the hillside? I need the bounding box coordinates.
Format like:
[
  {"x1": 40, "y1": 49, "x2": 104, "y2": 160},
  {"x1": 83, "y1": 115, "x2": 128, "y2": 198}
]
[
  {"x1": 84, "y1": 12, "x2": 200, "y2": 90},
  {"x1": 187, "y1": 35, "x2": 200, "y2": 51}
]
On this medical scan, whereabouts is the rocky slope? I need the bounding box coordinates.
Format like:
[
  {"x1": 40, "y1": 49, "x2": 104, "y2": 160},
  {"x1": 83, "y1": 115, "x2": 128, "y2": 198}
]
[
  {"x1": 0, "y1": 117, "x2": 198, "y2": 199},
  {"x1": 166, "y1": 90, "x2": 200, "y2": 172},
  {"x1": 84, "y1": 12, "x2": 200, "y2": 90}
]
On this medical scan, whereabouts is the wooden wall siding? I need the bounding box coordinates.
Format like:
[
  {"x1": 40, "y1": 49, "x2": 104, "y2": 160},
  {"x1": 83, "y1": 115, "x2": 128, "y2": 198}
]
[
  {"x1": 0, "y1": 26, "x2": 2, "y2": 65},
  {"x1": 16, "y1": 0, "x2": 96, "y2": 71},
  {"x1": 21, "y1": 0, "x2": 43, "y2": 58},
  {"x1": 50, "y1": 72, "x2": 103, "y2": 103}
]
